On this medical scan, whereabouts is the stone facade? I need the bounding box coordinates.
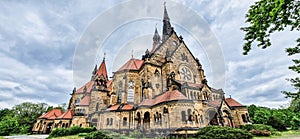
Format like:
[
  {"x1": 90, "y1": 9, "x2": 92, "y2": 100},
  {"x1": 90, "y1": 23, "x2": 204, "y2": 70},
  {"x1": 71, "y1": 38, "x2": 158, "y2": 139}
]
[{"x1": 33, "y1": 4, "x2": 250, "y2": 136}]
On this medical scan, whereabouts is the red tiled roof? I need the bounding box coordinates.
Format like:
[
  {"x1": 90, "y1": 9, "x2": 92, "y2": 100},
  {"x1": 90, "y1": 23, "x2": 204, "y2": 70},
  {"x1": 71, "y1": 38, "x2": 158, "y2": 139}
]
[
  {"x1": 118, "y1": 58, "x2": 144, "y2": 71},
  {"x1": 77, "y1": 95, "x2": 90, "y2": 106},
  {"x1": 96, "y1": 60, "x2": 108, "y2": 79},
  {"x1": 57, "y1": 109, "x2": 74, "y2": 119},
  {"x1": 139, "y1": 90, "x2": 188, "y2": 106},
  {"x1": 107, "y1": 104, "x2": 134, "y2": 111},
  {"x1": 107, "y1": 80, "x2": 112, "y2": 91},
  {"x1": 38, "y1": 109, "x2": 63, "y2": 120},
  {"x1": 122, "y1": 104, "x2": 134, "y2": 110},
  {"x1": 226, "y1": 98, "x2": 244, "y2": 107},
  {"x1": 76, "y1": 81, "x2": 94, "y2": 93}
]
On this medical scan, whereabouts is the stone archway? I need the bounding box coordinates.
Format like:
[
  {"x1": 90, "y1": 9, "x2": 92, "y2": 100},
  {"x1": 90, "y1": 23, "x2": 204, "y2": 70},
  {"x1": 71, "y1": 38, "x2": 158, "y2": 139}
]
[
  {"x1": 222, "y1": 109, "x2": 234, "y2": 127},
  {"x1": 206, "y1": 109, "x2": 219, "y2": 126},
  {"x1": 143, "y1": 111, "x2": 150, "y2": 130},
  {"x1": 45, "y1": 122, "x2": 53, "y2": 134},
  {"x1": 136, "y1": 112, "x2": 141, "y2": 129}
]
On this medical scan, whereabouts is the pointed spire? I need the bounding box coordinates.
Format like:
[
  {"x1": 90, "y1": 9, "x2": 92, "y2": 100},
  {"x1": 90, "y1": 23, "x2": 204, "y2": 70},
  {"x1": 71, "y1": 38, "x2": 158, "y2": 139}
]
[
  {"x1": 162, "y1": 2, "x2": 172, "y2": 42},
  {"x1": 153, "y1": 25, "x2": 161, "y2": 46},
  {"x1": 92, "y1": 65, "x2": 98, "y2": 75},
  {"x1": 151, "y1": 26, "x2": 161, "y2": 52},
  {"x1": 96, "y1": 54, "x2": 108, "y2": 79}
]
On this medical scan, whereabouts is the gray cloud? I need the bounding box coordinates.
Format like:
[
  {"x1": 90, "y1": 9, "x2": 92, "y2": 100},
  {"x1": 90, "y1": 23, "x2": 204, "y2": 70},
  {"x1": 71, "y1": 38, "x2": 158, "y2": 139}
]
[{"x1": 0, "y1": 0, "x2": 296, "y2": 108}]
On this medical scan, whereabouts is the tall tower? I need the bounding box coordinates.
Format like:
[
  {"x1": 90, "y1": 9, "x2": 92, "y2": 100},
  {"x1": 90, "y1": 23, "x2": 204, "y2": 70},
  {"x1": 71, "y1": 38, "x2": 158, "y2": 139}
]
[{"x1": 162, "y1": 2, "x2": 173, "y2": 42}]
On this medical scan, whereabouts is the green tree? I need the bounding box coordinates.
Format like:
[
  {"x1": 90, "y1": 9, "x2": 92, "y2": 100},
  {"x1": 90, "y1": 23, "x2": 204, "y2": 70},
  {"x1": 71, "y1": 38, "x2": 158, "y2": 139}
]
[
  {"x1": 11, "y1": 102, "x2": 52, "y2": 134},
  {"x1": 0, "y1": 115, "x2": 19, "y2": 136},
  {"x1": 0, "y1": 108, "x2": 11, "y2": 121},
  {"x1": 241, "y1": 0, "x2": 300, "y2": 101}
]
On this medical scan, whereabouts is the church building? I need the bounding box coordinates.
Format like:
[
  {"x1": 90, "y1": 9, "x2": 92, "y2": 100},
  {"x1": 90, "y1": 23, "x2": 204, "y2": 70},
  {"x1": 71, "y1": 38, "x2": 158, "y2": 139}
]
[{"x1": 32, "y1": 4, "x2": 250, "y2": 136}]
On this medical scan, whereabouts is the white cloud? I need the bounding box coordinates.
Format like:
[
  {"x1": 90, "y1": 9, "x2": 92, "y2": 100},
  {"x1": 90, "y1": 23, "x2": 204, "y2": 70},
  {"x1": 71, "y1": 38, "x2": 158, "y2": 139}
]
[{"x1": 0, "y1": 0, "x2": 297, "y2": 109}]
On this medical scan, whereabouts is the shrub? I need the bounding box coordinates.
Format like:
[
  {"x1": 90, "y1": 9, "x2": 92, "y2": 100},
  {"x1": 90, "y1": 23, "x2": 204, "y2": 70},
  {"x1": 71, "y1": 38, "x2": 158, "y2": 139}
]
[
  {"x1": 249, "y1": 130, "x2": 271, "y2": 136},
  {"x1": 78, "y1": 133, "x2": 88, "y2": 137},
  {"x1": 85, "y1": 131, "x2": 112, "y2": 139},
  {"x1": 129, "y1": 130, "x2": 143, "y2": 138},
  {"x1": 47, "y1": 126, "x2": 96, "y2": 138},
  {"x1": 240, "y1": 124, "x2": 279, "y2": 136},
  {"x1": 267, "y1": 116, "x2": 287, "y2": 131},
  {"x1": 197, "y1": 126, "x2": 253, "y2": 139}
]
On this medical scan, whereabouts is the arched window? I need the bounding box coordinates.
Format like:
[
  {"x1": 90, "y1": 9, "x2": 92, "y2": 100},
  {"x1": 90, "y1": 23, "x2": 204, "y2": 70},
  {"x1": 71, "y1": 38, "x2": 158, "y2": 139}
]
[
  {"x1": 181, "y1": 111, "x2": 186, "y2": 123},
  {"x1": 118, "y1": 81, "x2": 123, "y2": 103},
  {"x1": 95, "y1": 103, "x2": 99, "y2": 111},
  {"x1": 163, "y1": 107, "x2": 168, "y2": 113},
  {"x1": 110, "y1": 118, "x2": 113, "y2": 125},
  {"x1": 159, "y1": 113, "x2": 162, "y2": 125},
  {"x1": 106, "y1": 118, "x2": 109, "y2": 125},
  {"x1": 187, "y1": 109, "x2": 192, "y2": 121},
  {"x1": 242, "y1": 114, "x2": 247, "y2": 123},
  {"x1": 123, "y1": 117, "x2": 127, "y2": 126},
  {"x1": 190, "y1": 91, "x2": 193, "y2": 99}
]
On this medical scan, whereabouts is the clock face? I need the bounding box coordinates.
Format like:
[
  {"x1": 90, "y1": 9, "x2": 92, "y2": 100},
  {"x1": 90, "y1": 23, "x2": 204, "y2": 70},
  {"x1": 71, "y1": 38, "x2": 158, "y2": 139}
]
[{"x1": 180, "y1": 67, "x2": 192, "y2": 81}]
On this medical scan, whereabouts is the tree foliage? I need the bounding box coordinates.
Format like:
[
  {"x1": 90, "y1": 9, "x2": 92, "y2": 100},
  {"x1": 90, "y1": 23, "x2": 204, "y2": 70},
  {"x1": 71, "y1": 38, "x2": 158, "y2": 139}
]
[
  {"x1": 241, "y1": 0, "x2": 300, "y2": 101},
  {"x1": 0, "y1": 102, "x2": 52, "y2": 135},
  {"x1": 248, "y1": 104, "x2": 299, "y2": 130}
]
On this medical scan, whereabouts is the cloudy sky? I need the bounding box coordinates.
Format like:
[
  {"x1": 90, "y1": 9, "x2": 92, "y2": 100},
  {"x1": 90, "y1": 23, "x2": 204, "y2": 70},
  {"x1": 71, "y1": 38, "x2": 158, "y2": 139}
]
[{"x1": 0, "y1": 0, "x2": 298, "y2": 109}]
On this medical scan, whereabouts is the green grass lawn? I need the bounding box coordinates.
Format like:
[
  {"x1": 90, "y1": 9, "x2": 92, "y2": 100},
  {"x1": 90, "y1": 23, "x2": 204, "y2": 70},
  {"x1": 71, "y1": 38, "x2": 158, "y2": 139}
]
[
  {"x1": 0, "y1": 136, "x2": 4, "y2": 139},
  {"x1": 254, "y1": 130, "x2": 300, "y2": 139}
]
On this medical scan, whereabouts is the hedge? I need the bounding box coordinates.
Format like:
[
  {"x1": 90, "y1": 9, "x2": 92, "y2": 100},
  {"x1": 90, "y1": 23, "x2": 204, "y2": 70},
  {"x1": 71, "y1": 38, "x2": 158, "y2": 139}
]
[
  {"x1": 47, "y1": 126, "x2": 96, "y2": 138},
  {"x1": 197, "y1": 126, "x2": 253, "y2": 139}
]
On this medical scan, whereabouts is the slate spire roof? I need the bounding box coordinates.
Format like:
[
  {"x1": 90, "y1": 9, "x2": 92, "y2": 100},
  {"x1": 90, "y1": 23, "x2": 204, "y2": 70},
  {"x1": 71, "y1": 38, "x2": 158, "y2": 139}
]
[{"x1": 162, "y1": 2, "x2": 173, "y2": 41}]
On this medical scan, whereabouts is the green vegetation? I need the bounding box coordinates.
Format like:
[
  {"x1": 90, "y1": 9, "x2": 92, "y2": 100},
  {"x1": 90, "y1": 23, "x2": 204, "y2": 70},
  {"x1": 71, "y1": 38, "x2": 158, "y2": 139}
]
[
  {"x1": 248, "y1": 104, "x2": 300, "y2": 130},
  {"x1": 196, "y1": 126, "x2": 253, "y2": 139},
  {"x1": 240, "y1": 124, "x2": 278, "y2": 136},
  {"x1": 0, "y1": 102, "x2": 53, "y2": 136},
  {"x1": 85, "y1": 131, "x2": 112, "y2": 139},
  {"x1": 47, "y1": 126, "x2": 96, "y2": 138},
  {"x1": 241, "y1": 0, "x2": 300, "y2": 110}
]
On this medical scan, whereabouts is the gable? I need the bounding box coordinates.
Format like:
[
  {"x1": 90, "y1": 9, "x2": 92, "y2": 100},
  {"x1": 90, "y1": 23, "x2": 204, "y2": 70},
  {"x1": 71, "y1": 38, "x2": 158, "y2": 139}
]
[{"x1": 149, "y1": 32, "x2": 181, "y2": 65}]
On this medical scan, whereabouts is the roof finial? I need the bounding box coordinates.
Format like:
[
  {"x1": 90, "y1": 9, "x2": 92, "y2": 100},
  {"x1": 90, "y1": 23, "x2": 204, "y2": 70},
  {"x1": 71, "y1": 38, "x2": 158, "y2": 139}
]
[
  {"x1": 229, "y1": 95, "x2": 231, "y2": 98},
  {"x1": 164, "y1": 1, "x2": 166, "y2": 7},
  {"x1": 131, "y1": 49, "x2": 134, "y2": 58},
  {"x1": 103, "y1": 52, "x2": 106, "y2": 60}
]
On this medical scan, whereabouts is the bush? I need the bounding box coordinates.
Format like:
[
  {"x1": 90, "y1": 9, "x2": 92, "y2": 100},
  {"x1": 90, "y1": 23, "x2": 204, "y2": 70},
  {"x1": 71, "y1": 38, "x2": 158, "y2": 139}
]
[
  {"x1": 85, "y1": 131, "x2": 112, "y2": 139},
  {"x1": 197, "y1": 126, "x2": 253, "y2": 139},
  {"x1": 267, "y1": 116, "x2": 287, "y2": 131},
  {"x1": 129, "y1": 130, "x2": 143, "y2": 138},
  {"x1": 240, "y1": 124, "x2": 279, "y2": 136},
  {"x1": 78, "y1": 133, "x2": 88, "y2": 137},
  {"x1": 47, "y1": 126, "x2": 96, "y2": 138},
  {"x1": 249, "y1": 130, "x2": 271, "y2": 136}
]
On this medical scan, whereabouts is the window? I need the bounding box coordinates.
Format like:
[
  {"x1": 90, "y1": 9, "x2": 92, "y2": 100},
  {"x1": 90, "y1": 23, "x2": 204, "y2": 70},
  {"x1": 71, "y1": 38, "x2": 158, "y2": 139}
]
[
  {"x1": 123, "y1": 117, "x2": 127, "y2": 126},
  {"x1": 96, "y1": 103, "x2": 99, "y2": 111},
  {"x1": 106, "y1": 118, "x2": 109, "y2": 125},
  {"x1": 110, "y1": 118, "x2": 113, "y2": 125},
  {"x1": 187, "y1": 109, "x2": 192, "y2": 121},
  {"x1": 242, "y1": 114, "x2": 247, "y2": 123},
  {"x1": 181, "y1": 111, "x2": 186, "y2": 123}
]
